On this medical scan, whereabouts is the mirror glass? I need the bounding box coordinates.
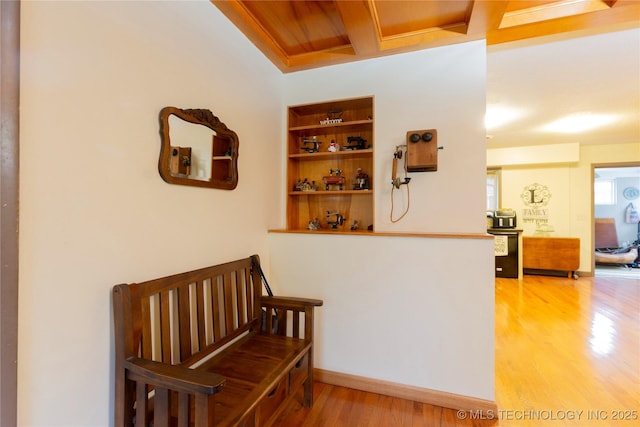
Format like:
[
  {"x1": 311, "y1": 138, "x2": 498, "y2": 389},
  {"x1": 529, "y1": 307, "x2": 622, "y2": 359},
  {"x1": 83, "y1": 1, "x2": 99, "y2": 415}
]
[
  {"x1": 158, "y1": 107, "x2": 239, "y2": 189},
  {"x1": 168, "y1": 115, "x2": 213, "y2": 181}
]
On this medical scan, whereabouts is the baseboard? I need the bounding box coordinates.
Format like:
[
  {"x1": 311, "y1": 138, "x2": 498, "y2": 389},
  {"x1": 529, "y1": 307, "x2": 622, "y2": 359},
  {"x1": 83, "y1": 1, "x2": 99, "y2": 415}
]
[{"x1": 314, "y1": 368, "x2": 497, "y2": 413}]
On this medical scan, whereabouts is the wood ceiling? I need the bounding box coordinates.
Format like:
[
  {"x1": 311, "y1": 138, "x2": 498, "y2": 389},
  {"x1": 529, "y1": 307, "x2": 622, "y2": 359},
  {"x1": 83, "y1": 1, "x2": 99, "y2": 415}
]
[{"x1": 212, "y1": 0, "x2": 640, "y2": 73}]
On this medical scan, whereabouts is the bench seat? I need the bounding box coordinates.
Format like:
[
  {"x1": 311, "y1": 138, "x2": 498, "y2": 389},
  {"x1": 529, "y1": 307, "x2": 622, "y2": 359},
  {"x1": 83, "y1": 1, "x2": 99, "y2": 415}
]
[{"x1": 198, "y1": 333, "x2": 311, "y2": 425}]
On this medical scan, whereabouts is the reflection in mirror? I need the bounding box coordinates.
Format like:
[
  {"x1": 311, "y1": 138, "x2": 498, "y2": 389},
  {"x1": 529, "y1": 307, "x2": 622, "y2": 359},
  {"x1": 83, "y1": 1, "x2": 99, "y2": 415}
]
[
  {"x1": 159, "y1": 107, "x2": 238, "y2": 189},
  {"x1": 169, "y1": 115, "x2": 213, "y2": 181}
]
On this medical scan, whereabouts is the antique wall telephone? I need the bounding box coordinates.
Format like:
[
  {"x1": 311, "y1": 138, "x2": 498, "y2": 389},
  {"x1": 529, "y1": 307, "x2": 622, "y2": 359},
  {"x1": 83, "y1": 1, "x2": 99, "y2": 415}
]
[{"x1": 390, "y1": 129, "x2": 442, "y2": 222}]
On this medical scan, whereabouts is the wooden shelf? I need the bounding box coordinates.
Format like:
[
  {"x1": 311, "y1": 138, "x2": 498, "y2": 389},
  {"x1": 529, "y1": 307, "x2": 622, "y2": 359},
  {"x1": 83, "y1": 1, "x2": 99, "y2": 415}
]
[
  {"x1": 288, "y1": 190, "x2": 372, "y2": 196},
  {"x1": 289, "y1": 119, "x2": 373, "y2": 132},
  {"x1": 288, "y1": 149, "x2": 372, "y2": 160},
  {"x1": 272, "y1": 228, "x2": 375, "y2": 235},
  {"x1": 286, "y1": 96, "x2": 374, "y2": 232}
]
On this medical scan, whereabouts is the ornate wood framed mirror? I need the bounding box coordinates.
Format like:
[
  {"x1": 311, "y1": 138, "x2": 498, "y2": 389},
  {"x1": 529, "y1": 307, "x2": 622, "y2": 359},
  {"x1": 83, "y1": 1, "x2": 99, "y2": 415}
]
[{"x1": 158, "y1": 107, "x2": 239, "y2": 190}]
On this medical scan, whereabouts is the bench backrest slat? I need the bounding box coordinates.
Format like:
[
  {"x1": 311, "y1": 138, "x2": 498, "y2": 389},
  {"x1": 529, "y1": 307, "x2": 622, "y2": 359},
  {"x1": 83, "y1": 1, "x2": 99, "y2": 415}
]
[
  {"x1": 117, "y1": 256, "x2": 262, "y2": 367},
  {"x1": 223, "y1": 272, "x2": 234, "y2": 337},
  {"x1": 177, "y1": 283, "x2": 191, "y2": 361}
]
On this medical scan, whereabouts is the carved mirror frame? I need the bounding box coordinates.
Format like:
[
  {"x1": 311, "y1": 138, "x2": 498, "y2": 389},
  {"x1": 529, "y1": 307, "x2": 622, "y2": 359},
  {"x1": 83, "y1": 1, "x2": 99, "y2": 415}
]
[{"x1": 158, "y1": 107, "x2": 239, "y2": 190}]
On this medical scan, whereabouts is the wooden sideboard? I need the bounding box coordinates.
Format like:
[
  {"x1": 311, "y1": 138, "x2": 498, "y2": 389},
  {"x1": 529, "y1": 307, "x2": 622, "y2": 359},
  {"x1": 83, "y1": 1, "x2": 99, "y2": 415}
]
[{"x1": 523, "y1": 236, "x2": 580, "y2": 278}]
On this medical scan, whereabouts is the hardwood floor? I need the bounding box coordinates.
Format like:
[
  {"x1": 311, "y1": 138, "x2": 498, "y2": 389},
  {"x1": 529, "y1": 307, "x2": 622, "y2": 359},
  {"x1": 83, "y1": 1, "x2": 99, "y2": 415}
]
[
  {"x1": 275, "y1": 382, "x2": 496, "y2": 426},
  {"x1": 495, "y1": 275, "x2": 639, "y2": 426},
  {"x1": 275, "y1": 275, "x2": 640, "y2": 426}
]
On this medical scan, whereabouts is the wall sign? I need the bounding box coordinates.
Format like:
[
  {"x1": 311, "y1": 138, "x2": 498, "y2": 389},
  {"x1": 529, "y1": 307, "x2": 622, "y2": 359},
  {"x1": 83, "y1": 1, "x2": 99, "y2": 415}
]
[
  {"x1": 521, "y1": 182, "x2": 551, "y2": 207},
  {"x1": 521, "y1": 182, "x2": 553, "y2": 231}
]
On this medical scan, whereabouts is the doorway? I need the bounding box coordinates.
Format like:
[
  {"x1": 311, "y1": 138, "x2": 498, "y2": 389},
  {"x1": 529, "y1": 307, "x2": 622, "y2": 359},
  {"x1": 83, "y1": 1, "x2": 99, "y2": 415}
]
[{"x1": 593, "y1": 164, "x2": 640, "y2": 279}]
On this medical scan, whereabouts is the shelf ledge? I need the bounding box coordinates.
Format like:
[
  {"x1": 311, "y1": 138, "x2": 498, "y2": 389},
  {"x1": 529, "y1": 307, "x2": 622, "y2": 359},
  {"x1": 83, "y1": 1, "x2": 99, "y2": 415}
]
[
  {"x1": 288, "y1": 148, "x2": 373, "y2": 160},
  {"x1": 269, "y1": 229, "x2": 494, "y2": 239},
  {"x1": 289, "y1": 119, "x2": 372, "y2": 132},
  {"x1": 288, "y1": 190, "x2": 372, "y2": 196}
]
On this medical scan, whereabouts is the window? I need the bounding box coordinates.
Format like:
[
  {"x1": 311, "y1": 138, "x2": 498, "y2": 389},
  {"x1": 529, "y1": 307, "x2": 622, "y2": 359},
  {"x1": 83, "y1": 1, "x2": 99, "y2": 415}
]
[
  {"x1": 487, "y1": 169, "x2": 500, "y2": 211},
  {"x1": 594, "y1": 179, "x2": 616, "y2": 205}
]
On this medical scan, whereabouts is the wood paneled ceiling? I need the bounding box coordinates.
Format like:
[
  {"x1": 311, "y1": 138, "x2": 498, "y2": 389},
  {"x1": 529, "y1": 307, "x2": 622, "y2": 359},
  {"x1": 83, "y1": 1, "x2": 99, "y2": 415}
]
[{"x1": 212, "y1": 0, "x2": 640, "y2": 73}]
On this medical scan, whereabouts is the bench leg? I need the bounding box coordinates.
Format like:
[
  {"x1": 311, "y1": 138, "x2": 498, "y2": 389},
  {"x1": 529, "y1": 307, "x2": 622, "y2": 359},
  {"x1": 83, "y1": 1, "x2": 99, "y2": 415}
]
[
  {"x1": 304, "y1": 351, "x2": 314, "y2": 407},
  {"x1": 304, "y1": 377, "x2": 313, "y2": 407}
]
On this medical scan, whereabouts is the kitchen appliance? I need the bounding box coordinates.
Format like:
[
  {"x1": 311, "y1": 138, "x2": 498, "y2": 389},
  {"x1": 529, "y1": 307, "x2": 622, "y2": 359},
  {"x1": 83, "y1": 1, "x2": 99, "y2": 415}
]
[{"x1": 490, "y1": 209, "x2": 517, "y2": 229}]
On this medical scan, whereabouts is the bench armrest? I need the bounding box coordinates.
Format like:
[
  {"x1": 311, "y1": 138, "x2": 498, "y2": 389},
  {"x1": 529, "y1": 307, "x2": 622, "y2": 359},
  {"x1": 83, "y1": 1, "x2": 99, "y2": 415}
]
[
  {"x1": 124, "y1": 357, "x2": 225, "y2": 395},
  {"x1": 260, "y1": 296, "x2": 323, "y2": 310}
]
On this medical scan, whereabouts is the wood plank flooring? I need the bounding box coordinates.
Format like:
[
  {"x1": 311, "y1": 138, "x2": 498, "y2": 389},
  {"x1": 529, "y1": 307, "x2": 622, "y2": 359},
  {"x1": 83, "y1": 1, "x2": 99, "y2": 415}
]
[
  {"x1": 275, "y1": 275, "x2": 640, "y2": 426},
  {"x1": 495, "y1": 275, "x2": 639, "y2": 427}
]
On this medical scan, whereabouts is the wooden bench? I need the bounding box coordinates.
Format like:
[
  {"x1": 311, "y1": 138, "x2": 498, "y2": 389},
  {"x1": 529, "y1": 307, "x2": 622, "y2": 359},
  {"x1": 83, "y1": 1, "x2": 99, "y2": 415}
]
[{"x1": 113, "y1": 255, "x2": 323, "y2": 426}]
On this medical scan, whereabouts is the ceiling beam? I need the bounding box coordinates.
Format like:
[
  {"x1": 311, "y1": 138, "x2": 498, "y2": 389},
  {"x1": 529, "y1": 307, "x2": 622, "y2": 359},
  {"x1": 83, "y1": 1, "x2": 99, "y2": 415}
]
[
  {"x1": 466, "y1": 0, "x2": 509, "y2": 35},
  {"x1": 282, "y1": 45, "x2": 357, "y2": 72},
  {"x1": 377, "y1": 23, "x2": 470, "y2": 52},
  {"x1": 335, "y1": 0, "x2": 379, "y2": 56}
]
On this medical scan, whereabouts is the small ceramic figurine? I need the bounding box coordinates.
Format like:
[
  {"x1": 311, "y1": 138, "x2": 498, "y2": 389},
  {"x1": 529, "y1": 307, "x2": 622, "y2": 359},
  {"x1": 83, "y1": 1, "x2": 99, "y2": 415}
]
[
  {"x1": 353, "y1": 168, "x2": 369, "y2": 190},
  {"x1": 308, "y1": 218, "x2": 320, "y2": 230},
  {"x1": 326, "y1": 211, "x2": 344, "y2": 229},
  {"x1": 323, "y1": 169, "x2": 345, "y2": 190},
  {"x1": 295, "y1": 178, "x2": 315, "y2": 192},
  {"x1": 301, "y1": 138, "x2": 320, "y2": 153},
  {"x1": 328, "y1": 139, "x2": 339, "y2": 152}
]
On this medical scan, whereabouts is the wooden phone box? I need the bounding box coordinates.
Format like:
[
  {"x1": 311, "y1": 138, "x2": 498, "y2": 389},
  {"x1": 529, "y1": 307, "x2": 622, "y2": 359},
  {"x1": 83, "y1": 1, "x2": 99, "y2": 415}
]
[{"x1": 406, "y1": 129, "x2": 438, "y2": 172}]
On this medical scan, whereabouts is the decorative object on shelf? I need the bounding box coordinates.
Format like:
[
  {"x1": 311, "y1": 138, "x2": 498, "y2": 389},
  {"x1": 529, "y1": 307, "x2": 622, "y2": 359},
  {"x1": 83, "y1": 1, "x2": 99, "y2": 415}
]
[
  {"x1": 344, "y1": 135, "x2": 368, "y2": 150},
  {"x1": 308, "y1": 218, "x2": 320, "y2": 230},
  {"x1": 301, "y1": 137, "x2": 321, "y2": 153},
  {"x1": 326, "y1": 211, "x2": 344, "y2": 229},
  {"x1": 319, "y1": 109, "x2": 343, "y2": 125},
  {"x1": 623, "y1": 186, "x2": 639, "y2": 200},
  {"x1": 328, "y1": 139, "x2": 340, "y2": 152},
  {"x1": 350, "y1": 220, "x2": 359, "y2": 231},
  {"x1": 294, "y1": 178, "x2": 317, "y2": 192},
  {"x1": 158, "y1": 107, "x2": 239, "y2": 190},
  {"x1": 353, "y1": 168, "x2": 369, "y2": 190},
  {"x1": 322, "y1": 169, "x2": 345, "y2": 190}
]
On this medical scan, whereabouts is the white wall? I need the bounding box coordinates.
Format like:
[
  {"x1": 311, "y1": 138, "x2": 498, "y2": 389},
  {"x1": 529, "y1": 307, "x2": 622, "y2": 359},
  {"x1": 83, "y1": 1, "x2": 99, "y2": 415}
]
[
  {"x1": 269, "y1": 233, "x2": 495, "y2": 400},
  {"x1": 19, "y1": 3, "x2": 495, "y2": 424},
  {"x1": 19, "y1": 2, "x2": 282, "y2": 426},
  {"x1": 283, "y1": 43, "x2": 488, "y2": 234},
  {"x1": 270, "y1": 42, "x2": 495, "y2": 401}
]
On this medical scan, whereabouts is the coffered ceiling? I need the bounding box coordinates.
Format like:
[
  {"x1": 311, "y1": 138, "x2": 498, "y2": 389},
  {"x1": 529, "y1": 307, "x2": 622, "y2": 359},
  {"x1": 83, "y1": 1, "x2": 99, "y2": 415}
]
[
  {"x1": 212, "y1": 0, "x2": 640, "y2": 73},
  {"x1": 212, "y1": 0, "x2": 639, "y2": 150}
]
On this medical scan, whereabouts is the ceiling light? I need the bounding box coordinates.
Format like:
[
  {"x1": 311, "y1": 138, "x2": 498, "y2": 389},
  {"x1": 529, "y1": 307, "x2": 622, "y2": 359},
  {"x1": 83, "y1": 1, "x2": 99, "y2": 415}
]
[
  {"x1": 542, "y1": 113, "x2": 616, "y2": 133},
  {"x1": 485, "y1": 106, "x2": 523, "y2": 130}
]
